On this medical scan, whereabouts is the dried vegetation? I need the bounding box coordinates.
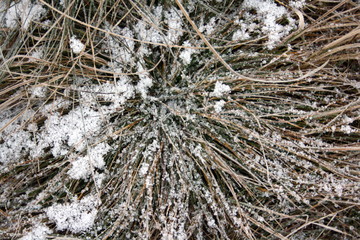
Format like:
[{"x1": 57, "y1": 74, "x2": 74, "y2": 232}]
[{"x1": 0, "y1": 0, "x2": 359, "y2": 239}]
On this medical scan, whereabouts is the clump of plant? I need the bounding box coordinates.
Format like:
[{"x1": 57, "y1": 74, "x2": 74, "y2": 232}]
[{"x1": 0, "y1": 0, "x2": 359, "y2": 239}]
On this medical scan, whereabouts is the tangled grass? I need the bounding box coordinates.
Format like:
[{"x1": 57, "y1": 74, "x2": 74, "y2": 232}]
[{"x1": 0, "y1": 0, "x2": 359, "y2": 239}]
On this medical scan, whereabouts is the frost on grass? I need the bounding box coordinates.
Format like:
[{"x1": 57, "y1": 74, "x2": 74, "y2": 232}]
[
  {"x1": 30, "y1": 85, "x2": 47, "y2": 98},
  {"x1": 179, "y1": 41, "x2": 197, "y2": 64},
  {"x1": 1, "y1": 0, "x2": 45, "y2": 30},
  {"x1": 46, "y1": 195, "x2": 99, "y2": 233},
  {"x1": 290, "y1": 0, "x2": 307, "y2": 9},
  {"x1": 68, "y1": 142, "x2": 111, "y2": 180},
  {"x1": 233, "y1": 0, "x2": 297, "y2": 49},
  {"x1": 1, "y1": 1, "x2": 360, "y2": 239},
  {"x1": 0, "y1": 109, "x2": 37, "y2": 165}
]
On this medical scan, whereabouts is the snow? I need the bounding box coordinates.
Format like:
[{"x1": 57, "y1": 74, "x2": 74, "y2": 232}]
[
  {"x1": 73, "y1": 79, "x2": 135, "y2": 111},
  {"x1": 232, "y1": 29, "x2": 250, "y2": 41},
  {"x1": 165, "y1": 8, "x2": 183, "y2": 44},
  {"x1": 235, "y1": 0, "x2": 296, "y2": 49},
  {"x1": 0, "y1": 97, "x2": 105, "y2": 167},
  {"x1": 139, "y1": 162, "x2": 150, "y2": 176},
  {"x1": 94, "y1": 172, "x2": 106, "y2": 187},
  {"x1": 30, "y1": 85, "x2": 47, "y2": 98},
  {"x1": 179, "y1": 41, "x2": 196, "y2": 64},
  {"x1": 214, "y1": 100, "x2": 226, "y2": 113},
  {"x1": 19, "y1": 224, "x2": 52, "y2": 240},
  {"x1": 134, "y1": 20, "x2": 163, "y2": 44},
  {"x1": 38, "y1": 105, "x2": 104, "y2": 157},
  {"x1": 3, "y1": 0, "x2": 45, "y2": 30},
  {"x1": 0, "y1": 77, "x2": 137, "y2": 169},
  {"x1": 136, "y1": 63, "x2": 153, "y2": 98},
  {"x1": 104, "y1": 24, "x2": 135, "y2": 66},
  {"x1": 115, "y1": 78, "x2": 135, "y2": 105},
  {"x1": 199, "y1": 17, "x2": 217, "y2": 35},
  {"x1": 29, "y1": 47, "x2": 44, "y2": 61},
  {"x1": 290, "y1": 0, "x2": 306, "y2": 9},
  {"x1": 46, "y1": 195, "x2": 99, "y2": 233},
  {"x1": 68, "y1": 142, "x2": 111, "y2": 180},
  {"x1": 340, "y1": 125, "x2": 354, "y2": 134},
  {"x1": 207, "y1": 218, "x2": 216, "y2": 228},
  {"x1": 0, "y1": 109, "x2": 37, "y2": 165},
  {"x1": 211, "y1": 81, "x2": 231, "y2": 97},
  {"x1": 70, "y1": 36, "x2": 85, "y2": 54}
]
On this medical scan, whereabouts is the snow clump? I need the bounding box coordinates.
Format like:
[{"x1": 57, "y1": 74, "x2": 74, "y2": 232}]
[
  {"x1": 46, "y1": 195, "x2": 99, "y2": 233},
  {"x1": 233, "y1": 0, "x2": 297, "y2": 49},
  {"x1": 19, "y1": 224, "x2": 52, "y2": 240},
  {"x1": 214, "y1": 100, "x2": 226, "y2": 113},
  {"x1": 70, "y1": 36, "x2": 85, "y2": 54},
  {"x1": 68, "y1": 142, "x2": 111, "y2": 180},
  {"x1": 2, "y1": 0, "x2": 45, "y2": 30},
  {"x1": 211, "y1": 81, "x2": 231, "y2": 97},
  {"x1": 179, "y1": 41, "x2": 197, "y2": 64}
]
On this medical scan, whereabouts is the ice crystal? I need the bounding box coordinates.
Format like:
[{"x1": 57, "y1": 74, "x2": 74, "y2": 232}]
[{"x1": 46, "y1": 195, "x2": 99, "y2": 233}]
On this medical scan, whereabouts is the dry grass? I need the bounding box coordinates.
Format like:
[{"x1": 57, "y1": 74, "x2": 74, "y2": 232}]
[{"x1": 0, "y1": 0, "x2": 359, "y2": 239}]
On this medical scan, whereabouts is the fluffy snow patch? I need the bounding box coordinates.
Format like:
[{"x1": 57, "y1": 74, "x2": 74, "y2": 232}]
[
  {"x1": 30, "y1": 85, "x2": 47, "y2": 98},
  {"x1": 104, "y1": 24, "x2": 135, "y2": 65},
  {"x1": 39, "y1": 106, "x2": 104, "y2": 158},
  {"x1": 139, "y1": 162, "x2": 150, "y2": 176},
  {"x1": 179, "y1": 41, "x2": 196, "y2": 64},
  {"x1": 290, "y1": 0, "x2": 306, "y2": 9},
  {"x1": 68, "y1": 142, "x2": 111, "y2": 180},
  {"x1": 70, "y1": 36, "x2": 85, "y2": 54},
  {"x1": 136, "y1": 63, "x2": 153, "y2": 98},
  {"x1": 232, "y1": 28, "x2": 250, "y2": 41},
  {"x1": 19, "y1": 224, "x2": 51, "y2": 240},
  {"x1": 238, "y1": 0, "x2": 296, "y2": 49},
  {"x1": 46, "y1": 195, "x2": 99, "y2": 233},
  {"x1": 214, "y1": 100, "x2": 226, "y2": 113},
  {"x1": 3, "y1": 0, "x2": 45, "y2": 30},
  {"x1": 211, "y1": 81, "x2": 231, "y2": 97},
  {"x1": 199, "y1": 17, "x2": 217, "y2": 35},
  {"x1": 165, "y1": 8, "x2": 183, "y2": 44},
  {"x1": 29, "y1": 47, "x2": 44, "y2": 61},
  {"x1": 0, "y1": 109, "x2": 37, "y2": 165}
]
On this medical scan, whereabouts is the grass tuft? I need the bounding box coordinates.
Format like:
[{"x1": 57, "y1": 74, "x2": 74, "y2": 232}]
[{"x1": 0, "y1": 0, "x2": 359, "y2": 239}]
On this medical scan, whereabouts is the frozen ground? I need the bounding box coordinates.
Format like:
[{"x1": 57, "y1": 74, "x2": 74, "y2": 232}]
[{"x1": 0, "y1": 0, "x2": 359, "y2": 239}]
